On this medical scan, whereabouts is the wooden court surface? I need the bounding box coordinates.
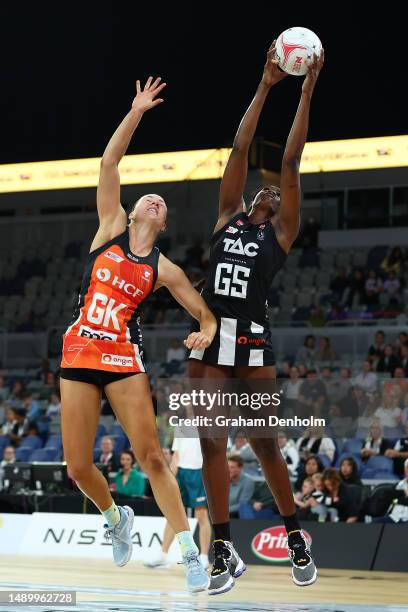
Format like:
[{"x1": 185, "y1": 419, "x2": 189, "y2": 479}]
[{"x1": 1, "y1": 555, "x2": 407, "y2": 610}]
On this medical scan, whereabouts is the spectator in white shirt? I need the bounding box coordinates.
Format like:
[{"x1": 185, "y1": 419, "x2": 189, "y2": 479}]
[
  {"x1": 383, "y1": 271, "x2": 401, "y2": 297},
  {"x1": 353, "y1": 361, "x2": 378, "y2": 394},
  {"x1": 374, "y1": 391, "x2": 402, "y2": 428},
  {"x1": 0, "y1": 446, "x2": 16, "y2": 491},
  {"x1": 166, "y1": 339, "x2": 186, "y2": 363},
  {"x1": 277, "y1": 431, "x2": 299, "y2": 476},
  {"x1": 46, "y1": 392, "x2": 61, "y2": 418},
  {"x1": 296, "y1": 426, "x2": 336, "y2": 463}
]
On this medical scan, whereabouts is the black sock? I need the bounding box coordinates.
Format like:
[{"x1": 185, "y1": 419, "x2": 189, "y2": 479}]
[
  {"x1": 213, "y1": 522, "x2": 231, "y2": 542},
  {"x1": 282, "y1": 513, "x2": 301, "y2": 538}
]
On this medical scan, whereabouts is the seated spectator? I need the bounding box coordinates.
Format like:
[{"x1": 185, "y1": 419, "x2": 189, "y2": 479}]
[
  {"x1": 399, "y1": 344, "x2": 408, "y2": 376},
  {"x1": 364, "y1": 270, "x2": 382, "y2": 305},
  {"x1": 295, "y1": 335, "x2": 316, "y2": 369},
  {"x1": 322, "y1": 468, "x2": 359, "y2": 523},
  {"x1": 383, "y1": 271, "x2": 401, "y2": 301},
  {"x1": 0, "y1": 376, "x2": 10, "y2": 402},
  {"x1": 98, "y1": 436, "x2": 120, "y2": 472},
  {"x1": 375, "y1": 344, "x2": 401, "y2": 375},
  {"x1": 385, "y1": 421, "x2": 408, "y2": 476},
  {"x1": 239, "y1": 480, "x2": 279, "y2": 520},
  {"x1": 40, "y1": 372, "x2": 57, "y2": 400},
  {"x1": 294, "y1": 477, "x2": 316, "y2": 519},
  {"x1": 1, "y1": 407, "x2": 28, "y2": 446},
  {"x1": 166, "y1": 339, "x2": 185, "y2": 363},
  {"x1": 296, "y1": 426, "x2": 335, "y2": 463},
  {"x1": 0, "y1": 446, "x2": 16, "y2": 491},
  {"x1": 307, "y1": 307, "x2": 326, "y2": 328},
  {"x1": 277, "y1": 431, "x2": 300, "y2": 476},
  {"x1": 298, "y1": 370, "x2": 327, "y2": 418},
  {"x1": 229, "y1": 431, "x2": 259, "y2": 471},
  {"x1": 361, "y1": 420, "x2": 391, "y2": 461},
  {"x1": 381, "y1": 246, "x2": 403, "y2": 275},
  {"x1": 282, "y1": 367, "x2": 303, "y2": 417},
  {"x1": 310, "y1": 473, "x2": 328, "y2": 521},
  {"x1": 368, "y1": 330, "x2": 386, "y2": 366},
  {"x1": 228, "y1": 455, "x2": 255, "y2": 518},
  {"x1": 353, "y1": 361, "x2": 378, "y2": 394},
  {"x1": 22, "y1": 393, "x2": 40, "y2": 422},
  {"x1": 315, "y1": 337, "x2": 337, "y2": 364},
  {"x1": 294, "y1": 454, "x2": 325, "y2": 491},
  {"x1": 401, "y1": 392, "x2": 408, "y2": 426},
  {"x1": 326, "y1": 367, "x2": 352, "y2": 405},
  {"x1": 9, "y1": 380, "x2": 26, "y2": 403},
  {"x1": 373, "y1": 458, "x2": 408, "y2": 523},
  {"x1": 374, "y1": 390, "x2": 402, "y2": 428},
  {"x1": 114, "y1": 450, "x2": 146, "y2": 497},
  {"x1": 46, "y1": 392, "x2": 61, "y2": 418},
  {"x1": 345, "y1": 269, "x2": 365, "y2": 308},
  {"x1": 330, "y1": 268, "x2": 349, "y2": 302},
  {"x1": 297, "y1": 363, "x2": 308, "y2": 378},
  {"x1": 339, "y1": 457, "x2": 362, "y2": 486}
]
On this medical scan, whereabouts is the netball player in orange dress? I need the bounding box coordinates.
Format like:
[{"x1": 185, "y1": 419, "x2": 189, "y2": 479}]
[{"x1": 60, "y1": 76, "x2": 216, "y2": 592}]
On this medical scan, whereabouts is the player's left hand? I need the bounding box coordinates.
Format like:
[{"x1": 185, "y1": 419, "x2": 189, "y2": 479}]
[
  {"x1": 184, "y1": 331, "x2": 213, "y2": 350},
  {"x1": 262, "y1": 41, "x2": 288, "y2": 87},
  {"x1": 302, "y1": 49, "x2": 324, "y2": 95}
]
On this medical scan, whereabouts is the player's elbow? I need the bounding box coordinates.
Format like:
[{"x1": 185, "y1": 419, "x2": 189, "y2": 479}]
[{"x1": 100, "y1": 156, "x2": 118, "y2": 168}]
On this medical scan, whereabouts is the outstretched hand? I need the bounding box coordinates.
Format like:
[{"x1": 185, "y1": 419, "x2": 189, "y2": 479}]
[
  {"x1": 261, "y1": 40, "x2": 288, "y2": 88},
  {"x1": 302, "y1": 50, "x2": 324, "y2": 95},
  {"x1": 132, "y1": 76, "x2": 167, "y2": 114}
]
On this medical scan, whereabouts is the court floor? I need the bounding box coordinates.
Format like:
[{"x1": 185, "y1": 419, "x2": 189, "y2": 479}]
[{"x1": 0, "y1": 556, "x2": 407, "y2": 612}]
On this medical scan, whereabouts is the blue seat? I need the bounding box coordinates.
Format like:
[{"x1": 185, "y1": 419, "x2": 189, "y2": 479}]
[
  {"x1": 109, "y1": 424, "x2": 125, "y2": 437},
  {"x1": 0, "y1": 435, "x2": 10, "y2": 453},
  {"x1": 365, "y1": 455, "x2": 393, "y2": 473},
  {"x1": 44, "y1": 434, "x2": 62, "y2": 449},
  {"x1": 21, "y1": 436, "x2": 42, "y2": 450},
  {"x1": 96, "y1": 424, "x2": 107, "y2": 438},
  {"x1": 317, "y1": 453, "x2": 332, "y2": 468},
  {"x1": 15, "y1": 447, "x2": 32, "y2": 462},
  {"x1": 114, "y1": 437, "x2": 127, "y2": 454},
  {"x1": 30, "y1": 448, "x2": 56, "y2": 461},
  {"x1": 369, "y1": 470, "x2": 399, "y2": 481},
  {"x1": 342, "y1": 439, "x2": 363, "y2": 455}
]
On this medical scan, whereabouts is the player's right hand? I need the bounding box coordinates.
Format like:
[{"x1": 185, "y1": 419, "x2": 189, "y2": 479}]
[{"x1": 132, "y1": 76, "x2": 166, "y2": 113}]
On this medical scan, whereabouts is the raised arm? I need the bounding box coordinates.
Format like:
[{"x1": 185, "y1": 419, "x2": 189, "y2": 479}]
[
  {"x1": 215, "y1": 42, "x2": 287, "y2": 232},
  {"x1": 90, "y1": 77, "x2": 166, "y2": 251},
  {"x1": 156, "y1": 255, "x2": 217, "y2": 351},
  {"x1": 276, "y1": 51, "x2": 324, "y2": 253}
]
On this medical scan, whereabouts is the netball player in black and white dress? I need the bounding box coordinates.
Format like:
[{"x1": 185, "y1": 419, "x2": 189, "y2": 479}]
[{"x1": 189, "y1": 42, "x2": 324, "y2": 594}]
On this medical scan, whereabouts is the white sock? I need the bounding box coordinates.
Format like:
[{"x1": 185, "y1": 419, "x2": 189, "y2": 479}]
[
  {"x1": 102, "y1": 501, "x2": 121, "y2": 528},
  {"x1": 199, "y1": 553, "x2": 209, "y2": 565}
]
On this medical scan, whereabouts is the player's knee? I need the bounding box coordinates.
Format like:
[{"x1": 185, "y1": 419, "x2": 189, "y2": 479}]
[
  {"x1": 67, "y1": 461, "x2": 93, "y2": 482},
  {"x1": 195, "y1": 506, "x2": 208, "y2": 523},
  {"x1": 139, "y1": 448, "x2": 167, "y2": 475}
]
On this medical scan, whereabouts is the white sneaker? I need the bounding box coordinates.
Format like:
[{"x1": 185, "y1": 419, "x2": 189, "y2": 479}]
[{"x1": 144, "y1": 553, "x2": 171, "y2": 569}]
